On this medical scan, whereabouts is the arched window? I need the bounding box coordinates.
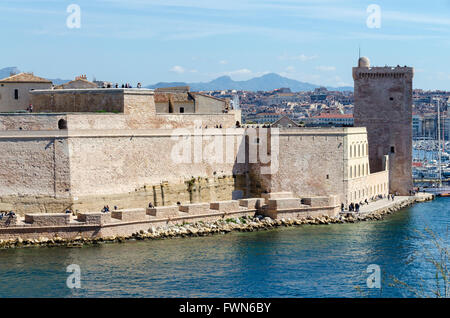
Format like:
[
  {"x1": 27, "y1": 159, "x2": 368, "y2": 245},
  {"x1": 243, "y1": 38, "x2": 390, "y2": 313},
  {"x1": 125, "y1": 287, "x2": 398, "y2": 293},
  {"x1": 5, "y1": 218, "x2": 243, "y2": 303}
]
[{"x1": 58, "y1": 119, "x2": 67, "y2": 130}]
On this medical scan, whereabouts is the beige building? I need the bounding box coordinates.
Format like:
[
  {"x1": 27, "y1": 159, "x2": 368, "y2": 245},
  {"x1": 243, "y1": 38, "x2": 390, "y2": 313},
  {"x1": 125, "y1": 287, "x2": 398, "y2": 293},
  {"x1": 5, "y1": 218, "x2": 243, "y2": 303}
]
[
  {"x1": 0, "y1": 73, "x2": 52, "y2": 112},
  {"x1": 250, "y1": 127, "x2": 389, "y2": 206},
  {"x1": 154, "y1": 86, "x2": 229, "y2": 114},
  {"x1": 271, "y1": 115, "x2": 301, "y2": 128},
  {"x1": 54, "y1": 75, "x2": 97, "y2": 89}
]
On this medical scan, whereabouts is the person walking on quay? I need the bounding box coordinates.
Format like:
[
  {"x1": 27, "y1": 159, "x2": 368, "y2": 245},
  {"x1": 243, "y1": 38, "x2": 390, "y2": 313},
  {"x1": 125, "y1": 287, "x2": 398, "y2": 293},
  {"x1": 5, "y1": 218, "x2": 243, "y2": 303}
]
[{"x1": 355, "y1": 203, "x2": 360, "y2": 213}]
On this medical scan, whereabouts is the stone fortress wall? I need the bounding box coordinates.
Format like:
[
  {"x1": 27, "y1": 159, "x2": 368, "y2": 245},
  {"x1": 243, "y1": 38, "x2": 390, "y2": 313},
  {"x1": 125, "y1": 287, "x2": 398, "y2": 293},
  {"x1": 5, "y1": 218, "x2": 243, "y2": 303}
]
[
  {"x1": 0, "y1": 80, "x2": 394, "y2": 216},
  {"x1": 0, "y1": 89, "x2": 245, "y2": 214}
]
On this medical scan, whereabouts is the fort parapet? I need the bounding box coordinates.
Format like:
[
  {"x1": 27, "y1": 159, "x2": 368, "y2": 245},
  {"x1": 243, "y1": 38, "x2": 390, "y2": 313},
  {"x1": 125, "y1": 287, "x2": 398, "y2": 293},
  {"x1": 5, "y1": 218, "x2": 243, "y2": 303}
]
[{"x1": 0, "y1": 193, "x2": 341, "y2": 241}]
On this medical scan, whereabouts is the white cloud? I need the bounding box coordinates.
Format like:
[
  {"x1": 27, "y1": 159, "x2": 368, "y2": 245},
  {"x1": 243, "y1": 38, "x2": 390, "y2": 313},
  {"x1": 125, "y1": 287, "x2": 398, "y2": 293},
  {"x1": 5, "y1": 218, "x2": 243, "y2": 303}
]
[
  {"x1": 170, "y1": 65, "x2": 185, "y2": 74},
  {"x1": 316, "y1": 65, "x2": 336, "y2": 71},
  {"x1": 279, "y1": 53, "x2": 318, "y2": 62},
  {"x1": 219, "y1": 60, "x2": 228, "y2": 65}
]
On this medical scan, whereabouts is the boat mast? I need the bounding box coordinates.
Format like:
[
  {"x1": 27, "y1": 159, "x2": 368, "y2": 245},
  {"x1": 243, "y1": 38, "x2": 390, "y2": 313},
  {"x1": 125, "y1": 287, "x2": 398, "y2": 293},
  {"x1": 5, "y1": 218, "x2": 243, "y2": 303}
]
[{"x1": 437, "y1": 99, "x2": 442, "y2": 187}]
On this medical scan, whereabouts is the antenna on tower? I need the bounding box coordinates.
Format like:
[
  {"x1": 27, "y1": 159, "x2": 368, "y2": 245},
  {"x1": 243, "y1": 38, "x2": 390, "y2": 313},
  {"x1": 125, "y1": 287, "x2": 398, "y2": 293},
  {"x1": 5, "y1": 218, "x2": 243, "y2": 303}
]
[{"x1": 358, "y1": 45, "x2": 361, "y2": 59}]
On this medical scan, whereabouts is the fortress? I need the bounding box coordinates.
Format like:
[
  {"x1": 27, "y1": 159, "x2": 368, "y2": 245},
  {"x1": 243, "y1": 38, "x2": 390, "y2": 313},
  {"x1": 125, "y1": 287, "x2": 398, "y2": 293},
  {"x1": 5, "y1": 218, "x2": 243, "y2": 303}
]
[{"x1": 0, "y1": 58, "x2": 414, "y2": 240}]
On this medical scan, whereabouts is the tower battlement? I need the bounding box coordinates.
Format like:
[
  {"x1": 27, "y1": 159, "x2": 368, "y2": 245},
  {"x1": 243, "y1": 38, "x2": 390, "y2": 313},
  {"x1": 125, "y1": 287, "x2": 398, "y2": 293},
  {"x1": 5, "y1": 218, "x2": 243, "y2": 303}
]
[{"x1": 352, "y1": 66, "x2": 414, "y2": 80}]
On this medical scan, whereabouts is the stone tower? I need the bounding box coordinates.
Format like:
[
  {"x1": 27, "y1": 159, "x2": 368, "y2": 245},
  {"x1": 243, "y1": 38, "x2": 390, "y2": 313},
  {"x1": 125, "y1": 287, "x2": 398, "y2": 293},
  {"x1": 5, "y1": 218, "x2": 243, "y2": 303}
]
[{"x1": 353, "y1": 57, "x2": 414, "y2": 195}]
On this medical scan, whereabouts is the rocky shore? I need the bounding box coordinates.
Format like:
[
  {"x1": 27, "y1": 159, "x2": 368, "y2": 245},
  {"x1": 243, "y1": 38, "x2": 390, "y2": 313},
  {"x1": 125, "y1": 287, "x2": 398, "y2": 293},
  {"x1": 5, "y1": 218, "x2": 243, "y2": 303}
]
[{"x1": 0, "y1": 196, "x2": 432, "y2": 249}]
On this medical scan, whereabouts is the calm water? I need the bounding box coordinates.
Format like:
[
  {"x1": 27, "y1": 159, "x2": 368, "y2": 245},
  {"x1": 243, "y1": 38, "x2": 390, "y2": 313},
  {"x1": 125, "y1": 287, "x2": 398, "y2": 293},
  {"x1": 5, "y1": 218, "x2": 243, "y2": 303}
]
[{"x1": 0, "y1": 198, "x2": 448, "y2": 298}]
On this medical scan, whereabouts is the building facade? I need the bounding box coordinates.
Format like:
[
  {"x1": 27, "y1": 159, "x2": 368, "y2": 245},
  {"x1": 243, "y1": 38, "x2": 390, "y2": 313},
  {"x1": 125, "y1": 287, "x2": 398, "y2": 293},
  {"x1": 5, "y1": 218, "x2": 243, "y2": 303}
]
[
  {"x1": 0, "y1": 73, "x2": 52, "y2": 112},
  {"x1": 0, "y1": 87, "x2": 389, "y2": 214}
]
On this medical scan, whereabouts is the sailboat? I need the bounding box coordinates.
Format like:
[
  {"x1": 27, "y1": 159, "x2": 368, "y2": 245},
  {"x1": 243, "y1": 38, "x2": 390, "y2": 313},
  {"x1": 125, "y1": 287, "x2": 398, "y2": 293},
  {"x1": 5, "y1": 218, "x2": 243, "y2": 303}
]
[{"x1": 433, "y1": 99, "x2": 449, "y2": 196}]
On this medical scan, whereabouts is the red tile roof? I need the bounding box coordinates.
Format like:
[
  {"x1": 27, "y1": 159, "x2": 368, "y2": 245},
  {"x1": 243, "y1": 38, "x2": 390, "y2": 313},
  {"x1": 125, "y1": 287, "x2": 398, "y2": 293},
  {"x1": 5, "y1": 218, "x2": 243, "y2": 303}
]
[{"x1": 0, "y1": 72, "x2": 52, "y2": 83}]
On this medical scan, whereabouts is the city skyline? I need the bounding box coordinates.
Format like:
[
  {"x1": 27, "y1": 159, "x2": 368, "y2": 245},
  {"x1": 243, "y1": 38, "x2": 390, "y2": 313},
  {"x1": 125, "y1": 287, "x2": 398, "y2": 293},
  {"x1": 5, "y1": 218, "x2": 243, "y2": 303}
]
[{"x1": 2, "y1": 0, "x2": 450, "y2": 89}]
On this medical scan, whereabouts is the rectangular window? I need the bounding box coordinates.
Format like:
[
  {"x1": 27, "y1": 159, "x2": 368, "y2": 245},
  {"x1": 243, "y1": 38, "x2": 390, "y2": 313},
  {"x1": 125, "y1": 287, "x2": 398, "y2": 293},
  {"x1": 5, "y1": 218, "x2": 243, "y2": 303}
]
[
  {"x1": 14, "y1": 89, "x2": 18, "y2": 100},
  {"x1": 179, "y1": 107, "x2": 184, "y2": 113},
  {"x1": 390, "y1": 146, "x2": 395, "y2": 153}
]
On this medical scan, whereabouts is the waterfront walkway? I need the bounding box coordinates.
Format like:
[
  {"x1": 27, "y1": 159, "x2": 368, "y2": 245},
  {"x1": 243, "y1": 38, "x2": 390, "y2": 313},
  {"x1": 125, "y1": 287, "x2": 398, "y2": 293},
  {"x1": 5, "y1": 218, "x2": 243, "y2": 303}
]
[
  {"x1": 348, "y1": 193, "x2": 433, "y2": 216},
  {"x1": 358, "y1": 196, "x2": 410, "y2": 214}
]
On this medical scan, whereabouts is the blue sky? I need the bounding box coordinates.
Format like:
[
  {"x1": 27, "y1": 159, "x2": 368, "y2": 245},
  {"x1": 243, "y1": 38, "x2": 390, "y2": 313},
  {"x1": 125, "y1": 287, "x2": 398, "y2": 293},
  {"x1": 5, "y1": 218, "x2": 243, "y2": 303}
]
[{"x1": 1, "y1": 0, "x2": 450, "y2": 89}]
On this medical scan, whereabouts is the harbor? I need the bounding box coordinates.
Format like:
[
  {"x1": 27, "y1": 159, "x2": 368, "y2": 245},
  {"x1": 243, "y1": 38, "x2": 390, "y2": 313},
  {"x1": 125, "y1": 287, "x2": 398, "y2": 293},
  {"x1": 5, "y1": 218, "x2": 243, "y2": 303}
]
[{"x1": 0, "y1": 195, "x2": 446, "y2": 298}]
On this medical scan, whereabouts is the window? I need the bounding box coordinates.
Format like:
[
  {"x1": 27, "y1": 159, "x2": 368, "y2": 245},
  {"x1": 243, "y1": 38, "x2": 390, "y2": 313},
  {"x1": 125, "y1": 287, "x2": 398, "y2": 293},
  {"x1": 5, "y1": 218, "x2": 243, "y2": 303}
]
[
  {"x1": 14, "y1": 89, "x2": 18, "y2": 100},
  {"x1": 58, "y1": 119, "x2": 67, "y2": 130},
  {"x1": 179, "y1": 107, "x2": 184, "y2": 113},
  {"x1": 390, "y1": 146, "x2": 395, "y2": 153}
]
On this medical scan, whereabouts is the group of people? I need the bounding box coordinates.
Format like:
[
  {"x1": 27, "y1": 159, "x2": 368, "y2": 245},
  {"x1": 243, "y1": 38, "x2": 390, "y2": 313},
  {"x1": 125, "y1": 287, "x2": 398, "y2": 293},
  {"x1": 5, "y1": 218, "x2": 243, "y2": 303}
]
[
  {"x1": 102, "y1": 83, "x2": 142, "y2": 88},
  {"x1": 0, "y1": 211, "x2": 15, "y2": 220},
  {"x1": 101, "y1": 205, "x2": 115, "y2": 213},
  {"x1": 348, "y1": 202, "x2": 361, "y2": 212},
  {"x1": 341, "y1": 191, "x2": 405, "y2": 213}
]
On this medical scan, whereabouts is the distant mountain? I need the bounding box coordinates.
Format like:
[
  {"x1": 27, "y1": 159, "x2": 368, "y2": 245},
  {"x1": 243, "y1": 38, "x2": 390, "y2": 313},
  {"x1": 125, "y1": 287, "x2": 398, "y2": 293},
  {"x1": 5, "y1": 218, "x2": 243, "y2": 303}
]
[
  {"x1": 0, "y1": 66, "x2": 70, "y2": 85},
  {"x1": 146, "y1": 73, "x2": 353, "y2": 92},
  {"x1": 49, "y1": 78, "x2": 71, "y2": 85}
]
